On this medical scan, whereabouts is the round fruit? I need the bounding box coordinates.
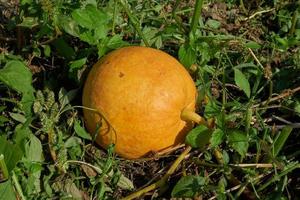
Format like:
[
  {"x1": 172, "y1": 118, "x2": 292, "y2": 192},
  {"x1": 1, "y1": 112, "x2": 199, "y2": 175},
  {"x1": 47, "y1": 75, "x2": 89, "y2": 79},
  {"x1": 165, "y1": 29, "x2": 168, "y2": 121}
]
[{"x1": 82, "y1": 46, "x2": 204, "y2": 159}]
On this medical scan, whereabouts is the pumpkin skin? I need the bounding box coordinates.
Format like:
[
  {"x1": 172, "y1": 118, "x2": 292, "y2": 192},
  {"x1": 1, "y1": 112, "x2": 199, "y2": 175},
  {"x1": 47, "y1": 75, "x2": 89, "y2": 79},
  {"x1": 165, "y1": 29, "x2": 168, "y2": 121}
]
[{"x1": 82, "y1": 46, "x2": 197, "y2": 159}]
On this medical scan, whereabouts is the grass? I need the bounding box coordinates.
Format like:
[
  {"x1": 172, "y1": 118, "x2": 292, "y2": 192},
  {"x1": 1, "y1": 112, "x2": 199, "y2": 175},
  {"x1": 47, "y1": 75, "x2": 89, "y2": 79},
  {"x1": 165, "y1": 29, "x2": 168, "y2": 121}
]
[{"x1": 1, "y1": 0, "x2": 300, "y2": 199}]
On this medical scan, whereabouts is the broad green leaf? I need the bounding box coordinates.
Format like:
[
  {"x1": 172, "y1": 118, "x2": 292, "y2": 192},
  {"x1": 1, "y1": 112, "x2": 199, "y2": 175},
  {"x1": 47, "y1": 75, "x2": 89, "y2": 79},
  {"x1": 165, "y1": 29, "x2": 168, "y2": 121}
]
[
  {"x1": 25, "y1": 134, "x2": 43, "y2": 162},
  {"x1": 94, "y1": 25, "x2": 108, "y2": 40},
  {"x1": 178, "y1": 44, "x2": 196, "y2": 68},
  {"x1": 52, "y1": 38, "x2": 75, "y2": 60},
  {"x1": 58, "y1": 15, "x2": 80, "y2": 37},
  {"x1": 171, "y1": 175, "x2": 205, "y2": 198},
  {"x1": 273, "y1": 126, "x2": 293, "y2": 157},
  {"x1": 74, "y1": 120, "x2": 92, "y2": 140},
  {"x1": 228, "y1": 129, "x2": 249, "y2": 158},
  {"x1": 210, "y1": 129, "x2": 224, "y2": 148},
  {"x1": 79, "y1": 31, "x2": 97, "y2": 45},
  {"x1": 185, "y1": 125, "x2": 212, "y2": 149},
  {"x1": 107, "y1": 35, "x2": 128, "y2": 49},
  {"x1": 234, "y1": 68, "x2": 251, "y2": 98},
  {"x1": 0, "y1": 180, "x2": 16, "y2": 200},
  {"x1": 18, "y1": 17, "x2": 38, "y2": 28},
  {"x1": 0, "y1": 136, "x2": 23, "y2": 172},
  {"x1": 72, "y1": 5, "x2": 109, "y2": 29},
  {"x1": 0, "y1": 61, "x2": 34, "y2": 117}
]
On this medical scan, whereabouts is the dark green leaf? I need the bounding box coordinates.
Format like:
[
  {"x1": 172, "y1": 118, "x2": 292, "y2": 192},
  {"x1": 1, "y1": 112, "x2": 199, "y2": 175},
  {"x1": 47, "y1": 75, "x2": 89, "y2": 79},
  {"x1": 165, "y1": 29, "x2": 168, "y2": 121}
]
[
  {"x1": 228, "y1": 129, "x2": 249, "y2": 158},
  {"x1": 0, "y1": 61, "x2": 34, "y2": 116},
  {"x1": 0, "y1": 136, "x2": 23, "y2": 172},
  {"x1": 210, "y1": 129, "x2": 224, "y2": 148},
  {"x1": 52, "y1": 38, "x2": 75, "y2": 60},
  {"x1": 171, "y1": 175, "x2": 205, "y2": 198},
  {"x1": 234, "y1": 68, "x2": 251, "y2": 98},
  {"x1": 185, "y1": 125, "x2": 212, "y2": 149},
  {"x1": 178, "y1": 44, "x2": 196, "y2": 68}
]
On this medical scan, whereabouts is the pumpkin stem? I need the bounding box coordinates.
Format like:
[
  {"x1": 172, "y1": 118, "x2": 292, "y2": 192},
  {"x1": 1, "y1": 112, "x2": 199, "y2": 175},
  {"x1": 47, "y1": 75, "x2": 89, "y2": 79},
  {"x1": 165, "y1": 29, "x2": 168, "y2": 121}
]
[{"x1": 180, "y1": 108, "x2": 207, "y2": 125}]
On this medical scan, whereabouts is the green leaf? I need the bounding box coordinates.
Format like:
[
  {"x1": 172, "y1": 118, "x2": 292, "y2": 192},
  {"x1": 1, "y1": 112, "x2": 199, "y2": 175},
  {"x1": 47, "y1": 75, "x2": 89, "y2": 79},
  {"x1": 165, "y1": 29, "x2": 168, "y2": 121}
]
[
  {"x1": 0, "y1": 180, "x2": 16, "y2": 200},
  {"x1": 245, "y1": 41, "x2": 261, "y2": 49},
  {"x1": 58, "y1": 15, "x2": 80, "y2": 37},
  {"x1": 185, "y1": 125, "x2": 212, "y2": 149},
  {"x1": 0, "y1": 136, "x2": 23, "y2": 172},
  {"x1": 210, "y1": 129, "x2": 224, "y2": 148},
  {"x1": 228, "y1": 129, "x2": 249, "y2": 158},
  {"x1": 273, "y1": 126, "x2": 293, "y2": 157},
  {"x1": 0, "y1": 61, "x2": 34, "y2": 117},
  {"x1": 18, "y1": 17, "x2": 38, "y2": 28},
  {"x1": 234, "y1": 68, "x2": 251, "y2": 98},
  {"x1": 74, "y1": 120, "x2": 92, "y2": 140},
  {"x1": 178, "y1": 44, "x2": 196, "y2": 68},
  {"x1": 71, "y1": 5, "x2": 109, "y2": 29},
  {"x1": 69, "y1": 58, "x2": 87, "y2": 72},
  {"x1": 94, "y1": 25, "x2": 108, "y2": 40},
  {"x1": 52, "y1": 37, "x2": 75, "y2": 60},
  {"x1": 206, "y1": 19, "x2": 221, "y2": 29},
  {"x1": 0, "y1": 60, "x2": 33, "y2": 94},
  {"x1": 106, "y1": 35, "x2": 128, "y2": 49},
  {"x1": 25, "y1": 134, "x2": 43, "y2": 162},
  {"x1": 171, "y1": 175, "x2": 205, "y2": 198}
]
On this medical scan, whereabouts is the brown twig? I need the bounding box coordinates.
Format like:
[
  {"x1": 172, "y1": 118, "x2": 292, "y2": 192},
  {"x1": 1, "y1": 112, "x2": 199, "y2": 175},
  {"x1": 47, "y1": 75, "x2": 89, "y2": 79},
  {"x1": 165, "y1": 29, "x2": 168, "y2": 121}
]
[
  {"x1": 253, "y1": 86, "x2": 300, "y2": 108},
  {"x1": 121, "y1": 146, "x2": 192, "y2": 200}
]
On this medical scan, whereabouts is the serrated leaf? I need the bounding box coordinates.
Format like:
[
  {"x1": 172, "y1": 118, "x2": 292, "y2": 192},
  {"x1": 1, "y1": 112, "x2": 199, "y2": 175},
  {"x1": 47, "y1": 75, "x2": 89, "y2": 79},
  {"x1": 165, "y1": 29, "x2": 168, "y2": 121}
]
[
  {"x1": 185, "y1": 125, "x2": 212, "y2": 149},
  {"x1": 171, "y1": 175, "x2": 205, "y2": 198},
  {"x1": 74, "y1": 120, "x2": 92, "y2": 140},
  {"x1": 234, "y1": 68, "x2": 251, "y2": 98},
  {"x1": 228, "y1": 129, "x2": 249, "y2": 158}
]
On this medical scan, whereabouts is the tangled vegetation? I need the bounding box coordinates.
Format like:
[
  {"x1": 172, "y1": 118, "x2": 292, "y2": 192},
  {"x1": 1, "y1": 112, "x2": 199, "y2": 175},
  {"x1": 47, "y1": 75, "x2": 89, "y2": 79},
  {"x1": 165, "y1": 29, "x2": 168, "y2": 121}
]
[{"x1": 1, "y1": 0, "x2": 300, "y2": 199}]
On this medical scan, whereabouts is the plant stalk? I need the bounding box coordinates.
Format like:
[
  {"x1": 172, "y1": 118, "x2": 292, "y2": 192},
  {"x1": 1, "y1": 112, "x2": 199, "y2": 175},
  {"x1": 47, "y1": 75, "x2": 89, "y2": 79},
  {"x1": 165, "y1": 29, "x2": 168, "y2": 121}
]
[{"x1": 190, "y1": 0, "x2": 204, "y2": 35}]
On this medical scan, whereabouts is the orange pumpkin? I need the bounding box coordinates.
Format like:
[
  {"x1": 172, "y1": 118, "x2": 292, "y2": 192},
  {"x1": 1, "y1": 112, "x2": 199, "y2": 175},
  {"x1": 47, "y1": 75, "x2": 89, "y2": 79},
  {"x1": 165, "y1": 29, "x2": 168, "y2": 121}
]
[{"x1": 82, "y1": 46, "x2": 205, "y2": 159}]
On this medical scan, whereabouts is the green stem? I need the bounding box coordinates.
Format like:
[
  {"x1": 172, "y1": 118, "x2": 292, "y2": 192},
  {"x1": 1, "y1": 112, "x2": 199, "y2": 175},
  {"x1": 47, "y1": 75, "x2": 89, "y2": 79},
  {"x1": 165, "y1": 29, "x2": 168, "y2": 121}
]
[
  {"x1": 289, "y1": 10, "x2": 298, "y2": 35},
  {"x1": 0, "y1": 154, "x2": 9, "y2": 182},
  {"x1": 119, "y1": 0, "x2": 150, "y2": 47},
  {"x1": 190, "y1": 0, "x2": 204, "y2": 35},
  {"x1": 257, "y1": 163, "x2": 300, "y2": 192},
  {"x1": 12, "y1": 171, "x2": 26, "y2": 200}
]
